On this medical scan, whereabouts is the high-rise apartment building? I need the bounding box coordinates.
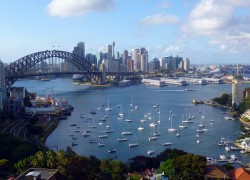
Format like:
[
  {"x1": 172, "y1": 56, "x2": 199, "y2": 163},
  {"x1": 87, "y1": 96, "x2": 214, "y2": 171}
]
[
  {"x1": 232, "y1": 81, "x2": 242, "y2": 106},
  {"x1": 131, "y1": 49, "x2": 139, "y2": 71},
  {"x1": 115, "y1": 51, "x2": 120, "y2": 59},
  {"x1": 138, "y1": 48, "x2": 148, "y2": 71},
  {"x1": 184, "y1": 58, "x2": 190, "y2": 72}
]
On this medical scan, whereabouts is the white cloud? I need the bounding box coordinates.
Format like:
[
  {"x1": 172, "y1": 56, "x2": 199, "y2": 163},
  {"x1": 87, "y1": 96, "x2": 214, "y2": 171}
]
[
  {"x1": 164, "y1": 45, "x2": 184, "y2": 54},
  {"x1": 47, "y1": 0, "x2": 115, "y2": 17},
  {"x1": 140, "y1": 13, "x2": 179, "y2": 26},
  {"x1": 180, "y1": 0, "x2": 250, "y2": 53},
  {"x1": 156, "y1": 1, "x2": 170, "y2": 9}
]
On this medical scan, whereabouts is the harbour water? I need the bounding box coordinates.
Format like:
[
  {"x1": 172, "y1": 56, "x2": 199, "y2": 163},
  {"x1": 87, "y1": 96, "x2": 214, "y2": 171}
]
[{"x1": 14, "y1": 79, "x2": 250, "y2": 162}]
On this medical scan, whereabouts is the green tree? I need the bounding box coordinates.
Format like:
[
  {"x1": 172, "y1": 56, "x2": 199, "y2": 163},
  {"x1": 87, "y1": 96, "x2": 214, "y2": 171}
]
[
  {"x1": 11, "y1": 144, "x2": 37, "y2": 162},
  {"x1": 109, "y1": 160, "x2": 126, "y2": 180},
  {"x1": 130, "y1": 174, "x2": 142, "y2": 180},
  {"x1": 0, "y1": 159, "x2": 12, "y2": 171},
  {"x1": 160, "y1": 158, "x2": 175, "y2": 179},
  {"x1": 173, "y1": 154, "x2": 206, "y2": 180},
  {"x1": 222, "y1": 163, "x2": 234, "y2": 171}
]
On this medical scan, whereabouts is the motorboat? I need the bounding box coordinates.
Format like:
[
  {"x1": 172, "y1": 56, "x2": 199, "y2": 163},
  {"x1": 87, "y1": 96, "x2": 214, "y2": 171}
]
[
  {"x1": 90, "y1": 125, "x2": 96, "y2": 128},
  {"x1": 97, "y1": 142, "x2": 105, "y2": 147},
  {"x1": 121, "y1": 131, "x2": 133, "y2": 135},
  {"x1": 154, "y1": 132, "x2": 160, "y2": 136},
  {"x1": 138, "y1": 127, "x2": 144, "y2": 131},
  {"x1": 90, "y1": 110, "x2": 96, "y2": 114},
  {"x1": 118, "y1": 137, "x2": 127, "y2": 142},
  {"x1": 80, "y1": 114, "x2": 86, "y2": 118},
  {"x1": 72, "y1": 142, "x2": 78, "y2": 146},
  {"x1": 220, "y1": 155, "x2": 226, "y2": 160},
  {"x1": 150, "y1": 123, "x2": 157, "y2": 127},
  {"x1": 97, "y1": 107, "x2": 102, "y2": 111},
  {"x1": 176, "y1": 132, "x2": 180, "y2": 137},
  {"x1": 135, "y1": 106, "x2": 138, "y2": 110},
  {"x1": 149, "y1": 136, "x2": 157, "y2": 141},
  {"x1": 168, "y1": 128, "x2": 177, "y2": 132},
  {"x1": 89, "y1": 139, "x2": 96, "y2": 143},
  {"x1": 70, "y1": 123, "x2": 77, "y2": 126},
  {"x1": 147, "y1": 150, "x2": 155, "y2": 155},
  {"x1": 82, "y1": 132, "x2": 90, "y2": 137},
  {"x1": 99, "y1": 134, "x2": 108, "y2": 138},
  {"x1": 74, "y1": 129, "x2": 80, "y2": 132},
  {"x1": 125, "y1": 119, "x2": 132, "y2": 122},
  {"x1": 224, "y1": 115, "x2": 233, "y2": 120},
  {"x1": 230, "y1": 154, "x2": 237, "y2": 161},
  {"x1": 129, "y1": 143, "x2": 138, "y2": 147},
  {"x1": 100, "y1": 118, "x2": 106, "y2": 121},
  {"x1": 140, "y1": 119, "x2": 147, "y2": 123},
  {"x1": 105, "y1": 129, "x2": 114, "y2": 133},
  {"x1": 198, "y1": 124, "x2": 205, "y2": 128},
  {"x1": 162, "y1": 142, "x2": 172, "y2": 146},
  {"x1": 108, "y1": 149, "x2": 116, "y2": 153},
  {"x1": 225, "y1": 146, "x2": 231, "y2": 151}
]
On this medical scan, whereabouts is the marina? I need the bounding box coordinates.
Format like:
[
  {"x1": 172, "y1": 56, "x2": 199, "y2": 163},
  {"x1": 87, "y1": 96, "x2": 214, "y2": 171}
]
[{"x1": 13, "y1": 78, "x2": 250, "y2": 162}]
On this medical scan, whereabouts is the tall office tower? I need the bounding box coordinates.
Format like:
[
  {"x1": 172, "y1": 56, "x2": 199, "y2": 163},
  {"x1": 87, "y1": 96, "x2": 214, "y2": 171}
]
[
  {"x1": 122, "y1": 49, "x2": 128, "y2": 66},
  {"x1": 159, "y1": 58, "x2": 166, "y2": 70},
  {"x1": 112, "y1": 41, "x2": 115, "y2": 59},
  {"x1": 0, "y1": 59, "x2": 5, "y2": 111},
  {"x1": 73, "y1": 42, "x2": 85, "y2": 59},
  {"x1": 131, "y1": 49, "x2": 139, "y2": 71},
  {"x1": 232, "y1": 80, "x2": 243, "y2": 106},
  {"x1": 237, "y1": 64, "x2": 239, "y2": 76},
  {"x1": 115, "y1": 51, "x2": 120, "y2": 59},
  {"x1": 153, "y1": 58, "x2": 160, "y2": 71},
  {"x1": 184, "y1": 58, "x2": 190, "y2": 72},
  {"x1": 86, "y1": 53, "x2": 96, "y2": 65},
  {"x1": 106, "y1": 44, "x2": 112, "y2": 61},
  {"x1": 96, "y1": 52, "x2": 103, "y2": 70},
  {"x1": 127, "y1": 59, "x2": 134, "y2": 72}
]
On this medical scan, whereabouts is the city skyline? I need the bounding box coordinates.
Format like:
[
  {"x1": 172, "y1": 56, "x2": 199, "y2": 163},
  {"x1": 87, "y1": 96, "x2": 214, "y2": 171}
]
[{"x1": 1, "y1": 0, "x2": 250, "y2": 64}]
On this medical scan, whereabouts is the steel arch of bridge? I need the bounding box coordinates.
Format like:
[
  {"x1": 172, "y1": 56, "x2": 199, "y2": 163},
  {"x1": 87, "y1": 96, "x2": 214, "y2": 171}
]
[{"x1": 5, "y1": 50, "x2": 100, "y2": 88}]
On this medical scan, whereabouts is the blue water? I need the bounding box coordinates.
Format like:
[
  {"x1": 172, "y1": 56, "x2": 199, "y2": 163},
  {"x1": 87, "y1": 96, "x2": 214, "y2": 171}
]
[{"x1": 14, "y1": 79, "x2": 250, "y2": 162}]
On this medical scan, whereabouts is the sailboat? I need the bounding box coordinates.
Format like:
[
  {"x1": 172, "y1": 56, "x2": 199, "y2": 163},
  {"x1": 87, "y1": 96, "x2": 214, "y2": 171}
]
[
  {"x1": 197, "y1": 136, "x2": 200, "y2": 144},
  {"x1": 105, "y1": 99, "x2": 112, "y2": 111},
  {"x1": 149, "y1": 115, "x2": 157, "y2": 127},
  {"x1": 168, "y1": 115, "x2": 177, "y2": 132},
  {"x1": 176, "y1": 130, "x2": 180, "y2": 137},
  {"x1": 158, "y1": 112, "x2": 161, "y2": 124},
  {"x1": 163, "y1": 133, "x2": 172, "y2": 146},
  {"x1": 118, "y1": 136, "x2": 127, "y2": 142},
  {"x1": 90, "y1": 119, "x2": 96, "y2": 128},
  {"x1": 147, "y1": 142, "x2": 155, "y2": 155},
  {"x1": 198, "y1": 115, "x2": 205, "y2": 128},
  {"x1": 154, "y1": 124, "x2": 160, "y2": 136},
  {"x1": 138, "y1": 126, "x2": 144, "y2": 131},
  {"x1": 118, "y1": 104, "x2": 124, "y2": 117},
  {"x1": 179, "y1": 115, "x2": 188, "y2": 128},
  {"x1": 129, "y1": 136, "x2": 138, "y2": 147}
]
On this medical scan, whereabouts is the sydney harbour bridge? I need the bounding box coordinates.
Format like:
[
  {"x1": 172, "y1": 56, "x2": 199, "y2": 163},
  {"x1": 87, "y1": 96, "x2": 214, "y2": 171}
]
[{"x1": 5, "y1": 50, "x2": 138, "y2": 88}]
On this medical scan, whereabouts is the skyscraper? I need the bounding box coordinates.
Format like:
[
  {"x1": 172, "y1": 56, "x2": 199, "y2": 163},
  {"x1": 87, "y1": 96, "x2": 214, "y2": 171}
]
[
  {"x1": 138, "y1": 48, "x2": 148, "y2": 71},
  {"x1": 0, "y1": 59, "x2": 5, "y2": 111},
  {"x1": 127, "y1": 59, "x2": 134, "y2": 72},
  {"x1": 106, "y1": 44, "x2": 112, "y2": 61},
  {"x1": 232, "y1": 80, "x2": 242, "y2": 106},
  {"x1": 115, "y1": 51, "x2": 120, "y2": 59},
  {"x1": 184, "y1": 58, "x2": 190, "y2": 72},
  {"x1": 122, "y1": 49, "x2": 128, "y2": 67},
  {"x1": 131, "y1": 49, "x2": 139, "y2": 71},
  {"x1": 96, "y1": 52, "x2": 103, "y2": 70},
  {"x1": 73, "y1": 42, "x2": 85, "y2": 59}
]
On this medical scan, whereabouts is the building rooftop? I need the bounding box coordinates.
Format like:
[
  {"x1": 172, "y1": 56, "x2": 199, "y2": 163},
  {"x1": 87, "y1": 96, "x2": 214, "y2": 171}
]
[{"x1": 15, "y1": 168, "x2": 59, "y2": 180}]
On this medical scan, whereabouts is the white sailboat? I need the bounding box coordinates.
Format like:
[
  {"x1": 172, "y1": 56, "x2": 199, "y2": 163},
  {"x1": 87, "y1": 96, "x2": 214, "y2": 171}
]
[
  {"x1": 179, "y1": 115, "x2": 188, "y2": 128},
  {"x1": 163, "y1": 133, "x2": 172, "y2": 146},
  {"x1": 129, "y1": 135, "x2": 138, "y2": 147},
  {"x1": 168, "y1": 115, "x2": 177, "y2": 132},
  {"x1": 198, "y1": 114, "x2": 205, "y2": 128},
  {"x1": 105, "y1": 99, "x2": 112, "y2": 111},
  {"x1": 197, "y1": 136, "x2": 200, "y2": 144},
  {"x1": 118, "y1": 104, "x2": 124, "y2": 117},
  {"x1": 158, "y1": 112, "x2": 161, "y2": 124},
  {"x1": 150, "y1": 115, "x2": 157, "y2": 127}
]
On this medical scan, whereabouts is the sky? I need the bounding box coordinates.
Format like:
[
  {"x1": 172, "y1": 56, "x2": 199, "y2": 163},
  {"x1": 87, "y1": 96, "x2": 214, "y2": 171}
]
[{"x1": 0, "y1": 0, "x2": 250, "y2": 64}]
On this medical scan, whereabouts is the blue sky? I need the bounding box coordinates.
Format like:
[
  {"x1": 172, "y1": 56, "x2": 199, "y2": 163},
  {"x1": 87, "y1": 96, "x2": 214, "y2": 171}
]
[{"x1": 1, "y1": 0, "x2": 250, "y2": 64}]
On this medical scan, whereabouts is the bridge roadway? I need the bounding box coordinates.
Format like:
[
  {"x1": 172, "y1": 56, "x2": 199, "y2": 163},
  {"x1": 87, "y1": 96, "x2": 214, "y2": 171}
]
[{"x1": 6, "y1": 71, "x2": 141, "y2": 79}]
